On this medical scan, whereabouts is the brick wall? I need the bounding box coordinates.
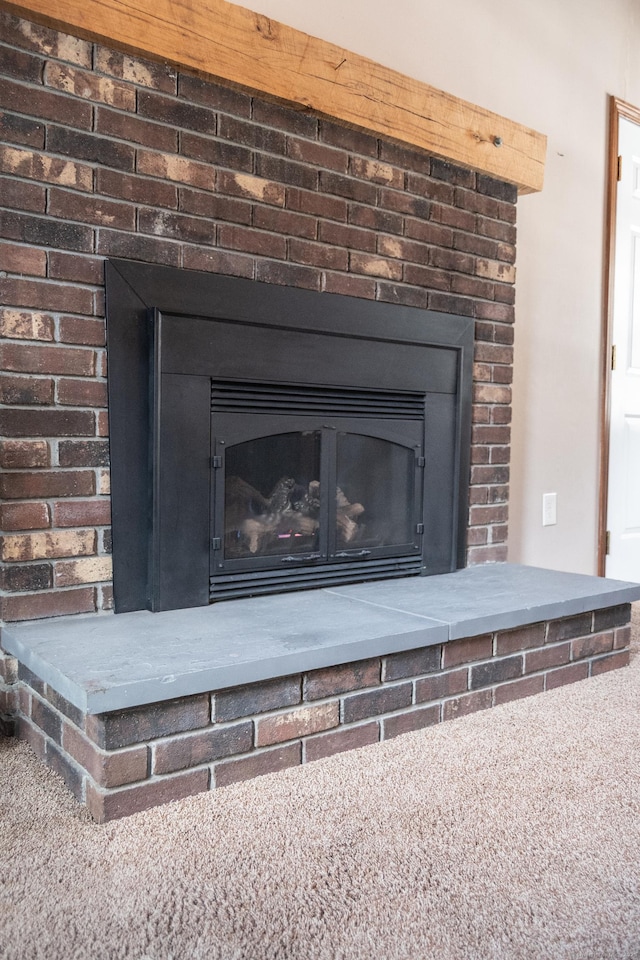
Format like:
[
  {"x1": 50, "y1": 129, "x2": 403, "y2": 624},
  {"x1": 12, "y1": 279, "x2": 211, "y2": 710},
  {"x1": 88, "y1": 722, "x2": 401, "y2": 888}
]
[
  {"x1": 0, "y1": 10, "x2": 517, "y2": 623},
  {"x1": 15, "y1": 604, "x2": 632, "y2": 820}
]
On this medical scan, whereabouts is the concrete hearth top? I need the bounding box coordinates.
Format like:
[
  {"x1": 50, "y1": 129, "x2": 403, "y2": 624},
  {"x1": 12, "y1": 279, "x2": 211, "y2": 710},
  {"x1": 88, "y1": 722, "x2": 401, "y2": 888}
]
[{"x1": 2, "y1": 564, "x2": 639, "y2": 714}]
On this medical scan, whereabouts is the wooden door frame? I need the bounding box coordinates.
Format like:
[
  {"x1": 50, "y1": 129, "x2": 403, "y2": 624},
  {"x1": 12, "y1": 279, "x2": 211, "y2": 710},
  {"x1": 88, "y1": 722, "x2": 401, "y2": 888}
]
[{"x1": 598, "y1": 96, "x2": 640, "y2": 574}]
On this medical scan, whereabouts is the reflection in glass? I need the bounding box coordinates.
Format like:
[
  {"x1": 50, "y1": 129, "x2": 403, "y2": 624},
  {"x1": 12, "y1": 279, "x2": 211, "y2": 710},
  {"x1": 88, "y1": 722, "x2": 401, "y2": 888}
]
[
  {"x1": 336, "y1": 433, "x2": 414, "y2": 548},
  {"x1": 224, "y1": 432, "x2": 321, "y2": 558}
]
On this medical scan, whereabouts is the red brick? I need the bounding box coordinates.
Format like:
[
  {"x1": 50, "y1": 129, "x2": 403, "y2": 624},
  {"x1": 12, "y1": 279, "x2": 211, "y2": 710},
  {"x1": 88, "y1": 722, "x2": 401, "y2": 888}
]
[
  {"x1": 0, "y1": 438, "x2": 51, "y2": 468},
  {"x1": 546, "y1": 662, "x2": 590, "y2": 690},
  {"x1": 153, "y1": 722, "x2": 253, "y2": 774},
  {"x1": 572, "y1": 631, "x2": 614, "y2": 661},
  {"x1": 17, "y1": 715, "x2": 46, "y2": 762},
  {"x1": 288, "y1": 238, "x2": 348, "y2": 271},
  {"x1": 58, "y1": 318, "x2": 105, "y2": 348},
  {"x1": 57, "y1": 378, "x2": 108, "y2": 407},
  {"x1": 414, "y1": 669, "x2": 468, "y2": 704},
  {"x1": 378, "y1": 283, "x2": 429, "y2": 308},
  {"x1": 614, "y1": 625, "x2": 632, "y2": 650},
  {"x1": 591, "y1": 650, "x2": 631, "y2": 675},
  {"x1": 1, "y1": 529, "x2": 95, "y2": 562},
  {"x1": 474, "y1": 384, "x2": 512, "y2": 405},
  {"x1": 182, "y1": 247, "x2": 253, "y2": 278},
  {"x1": 287, "y1": 137, "x2": 347, "y2": 173},
  {"x1": 1, "y1": 587, "x2": 95, "y2": 621},
  {"x1": 96, "y1": 168, "x2": 178, "y2": 208},
  {"x1": 469, "y1": 504, "x2": 509, "y2": 526},
  {"x1": 95, "y1": 46, "x2": 177, "y2": 93},
  {"x1": 525, "y1": 642, "x2": 571, "y2": 673},
  {"x1": 0, "y1": 408, "x2": 94, "y2": 437},
  {"x1": 86, "y1": 695, "x2": 210, "y2": 750},
  {"x1": 287, "y1": 187, "x2": 347, "y2": 222},
  {"x1": 477, "y1": 217, "x2": 517, "y2": 244},
  {"x1": 0, "y1": 112, "x2": 44, "y2": 149},
  {"x1": 137, "y1": 150, "x2": 213, "y2": 190},
  {"x1": 322, "y1": 273, "x2": 376, "y2": 299},
  {"x1": 443, "y1": 689, "x2": 493, "y2": 720},
  {"x1": 53, "y1": 499, "x2": 111, "y2": 527},
  {"x1": 443, "y1": 634, "x2": 492, "y2": 668},
  {"x1": 214, "y1": 742, "x2": 301, "y2": 788},
  {"x1": 256, "y1": 702, "x2": 339, "y2": 747},
  {"x1": 493, "y1": 674, "x2": 544, "y2": 706},
  {"x1": 86, "y1": 769, "x2": 209, "y2": 822},
  {"x1": 383, "y1": 645, "x2": 441, "y2": 681},
  {"x1": 138, "y1": 89, "x2": 216, "y2": 133},
  {"x1": 255, "y1": 260, "x2": 320, "y2": 291},
  {"x1": 0, "y1": 308, "x2": 54, "y2": 341},
  {"x1": 96, "y1": 106, "x2": 178, "y2": 152},
  {"x1": 0, "y1": 470, "x2": 95, "y2": 500},
  {"x1": 0, "y1": 242, "x2": 47, "y2": 277},
  {"x1": 1, "y1": 210, "x2": 93, "y2": 252},
  {"x1": 214, "y1": 676, "x2": 300, "y2": 722},
  {"x1": 350, "y1": 251, "x2": 402, "y2": 281},
  {"x1": 0, "y1": 278, "x2": 94, "y2": 315},
  {"x1": 546, "y1": 613, "x2": 593, "y2": 643},
  {"x1": 251, "y1": 203, "x2": 316, "y2": 239},
  {"x1": 406, "y1": 173, "x2": 454, "y2": 204},
  {"x1": 0, "y1": 375, "x2": 54, "y2": 405},
  {"x1": 48, "y1": 126, "x2": 135, "y2": 171},
  {"x1": 217, "y1": 170, "x2": 285, "y2": 206},
  {"x1": 474, "y1": 302, "x2": 515, "y2": 323},
  {"x1": 182, "y1": 131, "x2": 252, "y2": 172},
  {"x1": 48, "y1": 253, "x2": 103, "y2": 285},
  {"x1": 179, "y1": 187, "x2": 251, "y2": 225},
  {"x1": 428, "y1": 292, "x2": 475, "y2": 317},
  {"x1": 593, "y1": 604, "x2": 631, "y2": 632},
  {"x1": 342, "y1": 683, "x2": 412, "y2": 724},
  {"x1": 0, "y1": 176, "x2": 46, "y2": 213},
  {"x1": 48, "y1": 189, "x2": 136, "y2": 231},
  {"x1": 378, "y1": 188, "x2": 430, "y2": 218},
  {"x1": 255, "y1": 154, "x2": 317, "y2": 191},
  {"x1": 63, "y1": 724, "x2": 149, "y2": 788},
  {"x1": 318, "y1": 220, "x2": 375, "y2": 252},
  {"x1": 304, "y1": 722, "x2": 379, "y2": 762},
  {"x1": 177, "y1": 74, "x2": 248, "y2": 114},
  {"x1": 403, "y1": 263, "x2": 450, "y2": 291},
  {"x1": 0, "y1": 78, "x2": 92, "y2": 130},
  {"x1": 0, "y1": 501, "x2": 50, "y2": 531},
  {"x1": 96, "y1": 229, "x2": 181, "y2": 267},
  {"x1": 0, "y1": 563, "x2": 52, "y2": 593},
  {"x1": 383, "y1": 705, "x2": 440, "y2": 739},
  {"x1": 0, "y1": 13, "x2": 91, "y2": 65},
  {"x1": 470, "y1": 655, "x2": 522, "y2": 689},
  {"x1": 466, "y1": 545, "x2": 508, "y2": 564},
  {"x1": 304, "y1": 659, "x2": 380, "y2": 700},
  {"x1": 58, "y1": 441, "x2": 110, "y2": 467}
]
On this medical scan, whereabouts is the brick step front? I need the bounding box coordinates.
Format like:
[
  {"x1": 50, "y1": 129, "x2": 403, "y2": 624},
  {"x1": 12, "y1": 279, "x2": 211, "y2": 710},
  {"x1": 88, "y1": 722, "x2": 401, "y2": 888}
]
[{"x1": 3, "y1": 565, "x2": 639, "y2": 821}]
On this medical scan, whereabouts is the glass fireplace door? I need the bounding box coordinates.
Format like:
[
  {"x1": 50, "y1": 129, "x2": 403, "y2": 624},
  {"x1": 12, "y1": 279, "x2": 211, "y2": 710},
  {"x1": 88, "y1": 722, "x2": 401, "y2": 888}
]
[{"x1": 211, "y1": 413, "x2": 424, "y2": 580}]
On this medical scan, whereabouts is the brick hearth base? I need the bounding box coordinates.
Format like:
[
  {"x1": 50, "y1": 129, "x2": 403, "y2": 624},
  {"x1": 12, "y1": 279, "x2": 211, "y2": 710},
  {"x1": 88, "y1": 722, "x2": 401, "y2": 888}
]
[{"x1": 2, "y1": 565, "x2": 638, "y2": 822}]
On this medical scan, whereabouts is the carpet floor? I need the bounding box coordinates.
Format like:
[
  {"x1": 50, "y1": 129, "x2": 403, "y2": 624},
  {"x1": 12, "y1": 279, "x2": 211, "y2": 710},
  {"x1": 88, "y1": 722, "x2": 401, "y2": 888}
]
[{"x1": 2, "y1": 608, "x2": 640, "y2": 960}]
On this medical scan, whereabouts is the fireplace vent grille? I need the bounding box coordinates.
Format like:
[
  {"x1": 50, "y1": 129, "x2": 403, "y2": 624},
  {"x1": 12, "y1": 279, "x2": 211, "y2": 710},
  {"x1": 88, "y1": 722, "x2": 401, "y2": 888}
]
[
  {"x1": 211, "y1": 380, "x2": 425, "y2": 419},
  {"x1": 210, "y1": 554, "x2": 422, "y2": 601}
]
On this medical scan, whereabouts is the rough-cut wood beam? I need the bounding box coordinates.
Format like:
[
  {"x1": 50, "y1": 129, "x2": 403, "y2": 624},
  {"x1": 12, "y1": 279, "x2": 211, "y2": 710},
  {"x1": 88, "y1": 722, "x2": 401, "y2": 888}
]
[{"x1": 1, "y1": 0, "x2": 546, "y2": 193}]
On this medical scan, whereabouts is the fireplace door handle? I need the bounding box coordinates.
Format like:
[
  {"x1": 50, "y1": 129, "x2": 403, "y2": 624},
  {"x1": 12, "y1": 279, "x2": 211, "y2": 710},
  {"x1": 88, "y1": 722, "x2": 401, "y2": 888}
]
[
  {"x1": 281, "y1": 553, "x2": 322, "y2": 563},
  {"x1": 335, "y1": 549, "x2": 372, "y2": 558}
]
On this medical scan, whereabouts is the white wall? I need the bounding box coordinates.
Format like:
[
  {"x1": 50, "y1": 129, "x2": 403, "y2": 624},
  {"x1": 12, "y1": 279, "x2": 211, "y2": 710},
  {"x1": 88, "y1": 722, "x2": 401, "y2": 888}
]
[{"x1": 231, "y1": 0, "x2": 640, "y2": 575}]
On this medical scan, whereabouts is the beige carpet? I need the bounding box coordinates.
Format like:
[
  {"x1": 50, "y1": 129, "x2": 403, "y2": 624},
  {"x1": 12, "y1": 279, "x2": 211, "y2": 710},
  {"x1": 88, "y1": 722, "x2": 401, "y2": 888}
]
[{"x1": 2, "y1": 610, "x2": 640, "y2": 960}]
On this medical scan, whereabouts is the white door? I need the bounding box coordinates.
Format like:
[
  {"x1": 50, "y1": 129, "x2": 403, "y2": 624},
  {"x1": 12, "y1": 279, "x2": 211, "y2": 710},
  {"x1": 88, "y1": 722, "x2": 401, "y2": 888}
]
[{"x1": 606, "y1": 116, "x2": 640, "y2": 581}]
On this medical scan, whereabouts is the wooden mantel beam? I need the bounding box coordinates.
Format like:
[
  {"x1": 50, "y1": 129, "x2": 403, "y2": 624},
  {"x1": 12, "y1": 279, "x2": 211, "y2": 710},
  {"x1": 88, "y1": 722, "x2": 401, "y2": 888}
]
[{"x1": 1, "y1": 0, "x2": 546, "y2": 193}]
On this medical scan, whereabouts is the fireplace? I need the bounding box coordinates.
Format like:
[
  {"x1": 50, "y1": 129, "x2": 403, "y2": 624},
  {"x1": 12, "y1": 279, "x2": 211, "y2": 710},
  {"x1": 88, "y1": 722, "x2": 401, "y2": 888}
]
[{"x1": 105, "y1": 260, "x2": 473, "y2": 612}]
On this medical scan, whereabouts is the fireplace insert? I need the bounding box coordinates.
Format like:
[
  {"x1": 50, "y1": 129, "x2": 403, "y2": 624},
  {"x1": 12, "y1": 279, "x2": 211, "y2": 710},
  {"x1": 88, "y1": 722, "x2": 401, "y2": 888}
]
[{"x1": 105, "y1": 260, "x2": 474, "y2": 612}]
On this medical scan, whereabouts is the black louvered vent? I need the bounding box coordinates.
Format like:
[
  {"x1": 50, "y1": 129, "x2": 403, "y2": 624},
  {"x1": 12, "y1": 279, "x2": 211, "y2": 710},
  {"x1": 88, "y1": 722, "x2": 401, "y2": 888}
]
[{"x1": 211, "y1": 380, "x2": 425, "y2": 419}]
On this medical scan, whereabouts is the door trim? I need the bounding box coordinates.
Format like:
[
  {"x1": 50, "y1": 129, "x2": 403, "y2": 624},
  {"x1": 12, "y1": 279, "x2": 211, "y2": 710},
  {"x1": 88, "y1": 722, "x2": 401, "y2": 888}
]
[{"x1": 598, "y1": 97, "x2": 640, "y2": 574}]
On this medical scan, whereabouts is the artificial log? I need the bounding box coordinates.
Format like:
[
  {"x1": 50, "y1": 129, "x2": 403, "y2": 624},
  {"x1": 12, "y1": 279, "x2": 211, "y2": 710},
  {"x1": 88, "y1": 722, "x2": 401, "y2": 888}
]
[{"x1": 336, "y1": 487, "x2": 365, "y2": 544}]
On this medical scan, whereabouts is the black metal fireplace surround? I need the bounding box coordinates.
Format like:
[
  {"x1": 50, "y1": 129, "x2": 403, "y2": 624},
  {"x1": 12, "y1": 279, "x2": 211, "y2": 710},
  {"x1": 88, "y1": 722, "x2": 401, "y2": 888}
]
[{"x1": 105, "y1": 260, "x2": 474, "y2": 613}]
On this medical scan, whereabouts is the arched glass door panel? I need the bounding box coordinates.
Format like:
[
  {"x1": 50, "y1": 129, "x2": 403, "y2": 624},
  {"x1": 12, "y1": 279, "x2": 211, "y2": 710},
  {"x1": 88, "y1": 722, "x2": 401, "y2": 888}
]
[
  {"x1": 224, "y1": 431, "x2": 321, "y2": 559},
  {"x1": 335, "y1": 433, "x2": 416, "y2": 551}
]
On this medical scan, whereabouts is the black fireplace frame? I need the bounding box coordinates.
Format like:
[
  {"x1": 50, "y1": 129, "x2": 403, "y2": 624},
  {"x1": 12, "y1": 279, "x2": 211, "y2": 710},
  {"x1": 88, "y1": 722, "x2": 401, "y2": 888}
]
[{"x1": 105, "y1": 259, "x2": 474, "y2": 613}]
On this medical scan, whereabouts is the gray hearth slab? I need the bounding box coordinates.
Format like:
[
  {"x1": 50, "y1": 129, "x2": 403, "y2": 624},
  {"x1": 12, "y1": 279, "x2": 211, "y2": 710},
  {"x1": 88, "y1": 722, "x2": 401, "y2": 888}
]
[
  {"x1": 2, "y1": 563, "x2": 639, "y2": 715},
  {"x1": 329, "y1": 563, "x2": 640, "y2": 639},
  {"x1": 0, "y1": 588, "x2": 447, "y2": 714}
]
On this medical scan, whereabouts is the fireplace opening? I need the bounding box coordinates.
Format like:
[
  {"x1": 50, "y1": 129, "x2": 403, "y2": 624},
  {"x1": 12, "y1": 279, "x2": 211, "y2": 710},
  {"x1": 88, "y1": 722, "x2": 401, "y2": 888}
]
[
  {"x1": 211, "y1": 381, "x2": 426, "y2": 598},
  {"x1": 105, "y1": 260, "x2": 474, "y2": 613}
]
